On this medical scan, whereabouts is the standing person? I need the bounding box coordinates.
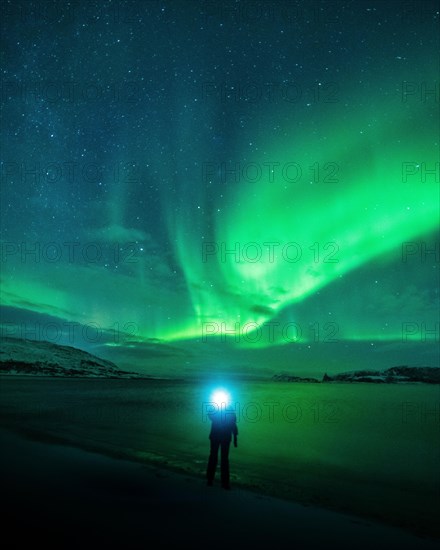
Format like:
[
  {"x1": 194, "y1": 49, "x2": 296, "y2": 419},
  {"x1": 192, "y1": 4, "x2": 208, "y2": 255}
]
[{"x1": 206, "y1": 405, "x2": 238, "y2": 489}]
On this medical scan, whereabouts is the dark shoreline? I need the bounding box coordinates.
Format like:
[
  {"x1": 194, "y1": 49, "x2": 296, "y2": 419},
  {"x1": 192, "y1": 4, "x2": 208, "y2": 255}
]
[
  {"x1": 1, "y1": 426, "x2": 438, "y2": 550},
  {"x1": 1, "y1": 421, "x2": 438, "y2": 542},
  {"x1": 1, "y1": 376, "x2": 438, "y2": 542}
]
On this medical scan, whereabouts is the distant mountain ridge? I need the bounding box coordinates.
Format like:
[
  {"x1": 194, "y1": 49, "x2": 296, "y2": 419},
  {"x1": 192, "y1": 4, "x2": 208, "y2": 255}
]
[
  {"x1": 273, "y1": 366, "x2": 440, "y2": 384},
  {"x1": 272, "y1": 374, "x2": 320, "y2": 383},
  {"x1": 0, "y1": 337, "x2": 140, "y2": 378}
]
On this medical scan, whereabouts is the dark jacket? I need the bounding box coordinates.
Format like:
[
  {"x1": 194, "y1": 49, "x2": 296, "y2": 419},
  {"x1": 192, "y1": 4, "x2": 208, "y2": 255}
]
[{"x1": 208, "y1": 408, "x2": 238, "y2": 442}]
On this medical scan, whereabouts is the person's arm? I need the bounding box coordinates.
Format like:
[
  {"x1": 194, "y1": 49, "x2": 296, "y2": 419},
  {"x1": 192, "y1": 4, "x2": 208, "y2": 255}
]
[{"x1": 233, "y1": 416, "x2": 238, "y2": 447}]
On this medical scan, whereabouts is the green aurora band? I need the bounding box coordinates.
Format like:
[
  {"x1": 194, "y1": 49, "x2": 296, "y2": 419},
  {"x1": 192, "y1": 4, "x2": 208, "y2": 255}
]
[
  {"x1": 1, "y1": 66, "x2": 438, "y2": 352},
  {"x1": 167, "y1": 88, "x2": 439, "y2": 346}
]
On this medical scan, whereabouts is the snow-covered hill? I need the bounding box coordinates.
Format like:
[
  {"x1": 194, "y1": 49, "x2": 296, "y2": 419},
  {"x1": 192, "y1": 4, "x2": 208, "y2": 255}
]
[
  {"x1": 322, "y1": 366, "x2": 440, "y2": 384},
  {"x1": 273, "y1": 366, "x2": 440, "y2": 384},
  {"x1": 0, "y1": 337, "x2": 140, "y2": 378}
]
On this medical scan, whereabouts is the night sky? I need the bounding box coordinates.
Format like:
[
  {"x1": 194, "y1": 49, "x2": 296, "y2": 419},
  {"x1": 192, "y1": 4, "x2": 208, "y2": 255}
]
[{"x1": 1, "y1": 0, "x2": 439, "y2": 377}]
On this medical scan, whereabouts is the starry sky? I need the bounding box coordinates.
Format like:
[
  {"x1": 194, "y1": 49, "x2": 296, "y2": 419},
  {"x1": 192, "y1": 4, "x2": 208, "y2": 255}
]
[{"x1": 1, "y1": 0, "x2": 439, "y2": 377}]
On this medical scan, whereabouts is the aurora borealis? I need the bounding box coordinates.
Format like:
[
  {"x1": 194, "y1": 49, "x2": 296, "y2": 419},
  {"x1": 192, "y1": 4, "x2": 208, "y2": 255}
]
[{"x1": 1, "y1": 0, "x2": 439, "y2": 376}]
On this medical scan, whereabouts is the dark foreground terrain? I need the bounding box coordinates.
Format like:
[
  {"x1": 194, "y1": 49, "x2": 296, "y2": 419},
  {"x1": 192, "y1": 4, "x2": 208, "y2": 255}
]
[
  {"x1": 1, "y1": 428, "x2": 438, "y2": 550},
  {"x1": 1, "y1": 377, "x2": 439, "y2": 548}
]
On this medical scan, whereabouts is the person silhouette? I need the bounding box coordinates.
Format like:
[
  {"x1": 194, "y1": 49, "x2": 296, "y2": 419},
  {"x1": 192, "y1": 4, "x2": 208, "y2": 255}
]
[{"x1": 206, "y1": 405, "x2": 238, "y2": 489}]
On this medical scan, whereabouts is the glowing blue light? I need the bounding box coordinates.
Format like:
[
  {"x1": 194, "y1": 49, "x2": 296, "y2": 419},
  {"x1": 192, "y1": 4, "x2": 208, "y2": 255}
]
[{"x1": 209, "y1": 388, "x2": 231, "y2": 407}]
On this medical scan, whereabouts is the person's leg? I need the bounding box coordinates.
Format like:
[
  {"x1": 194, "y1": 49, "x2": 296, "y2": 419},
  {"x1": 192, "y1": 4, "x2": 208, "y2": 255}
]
[
  {"x1": 220, "y1": 440, "x2": 231, "y2": 489},
  {"x1": 206, "y1": 439, "x2": 220, "y2": 485}
]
